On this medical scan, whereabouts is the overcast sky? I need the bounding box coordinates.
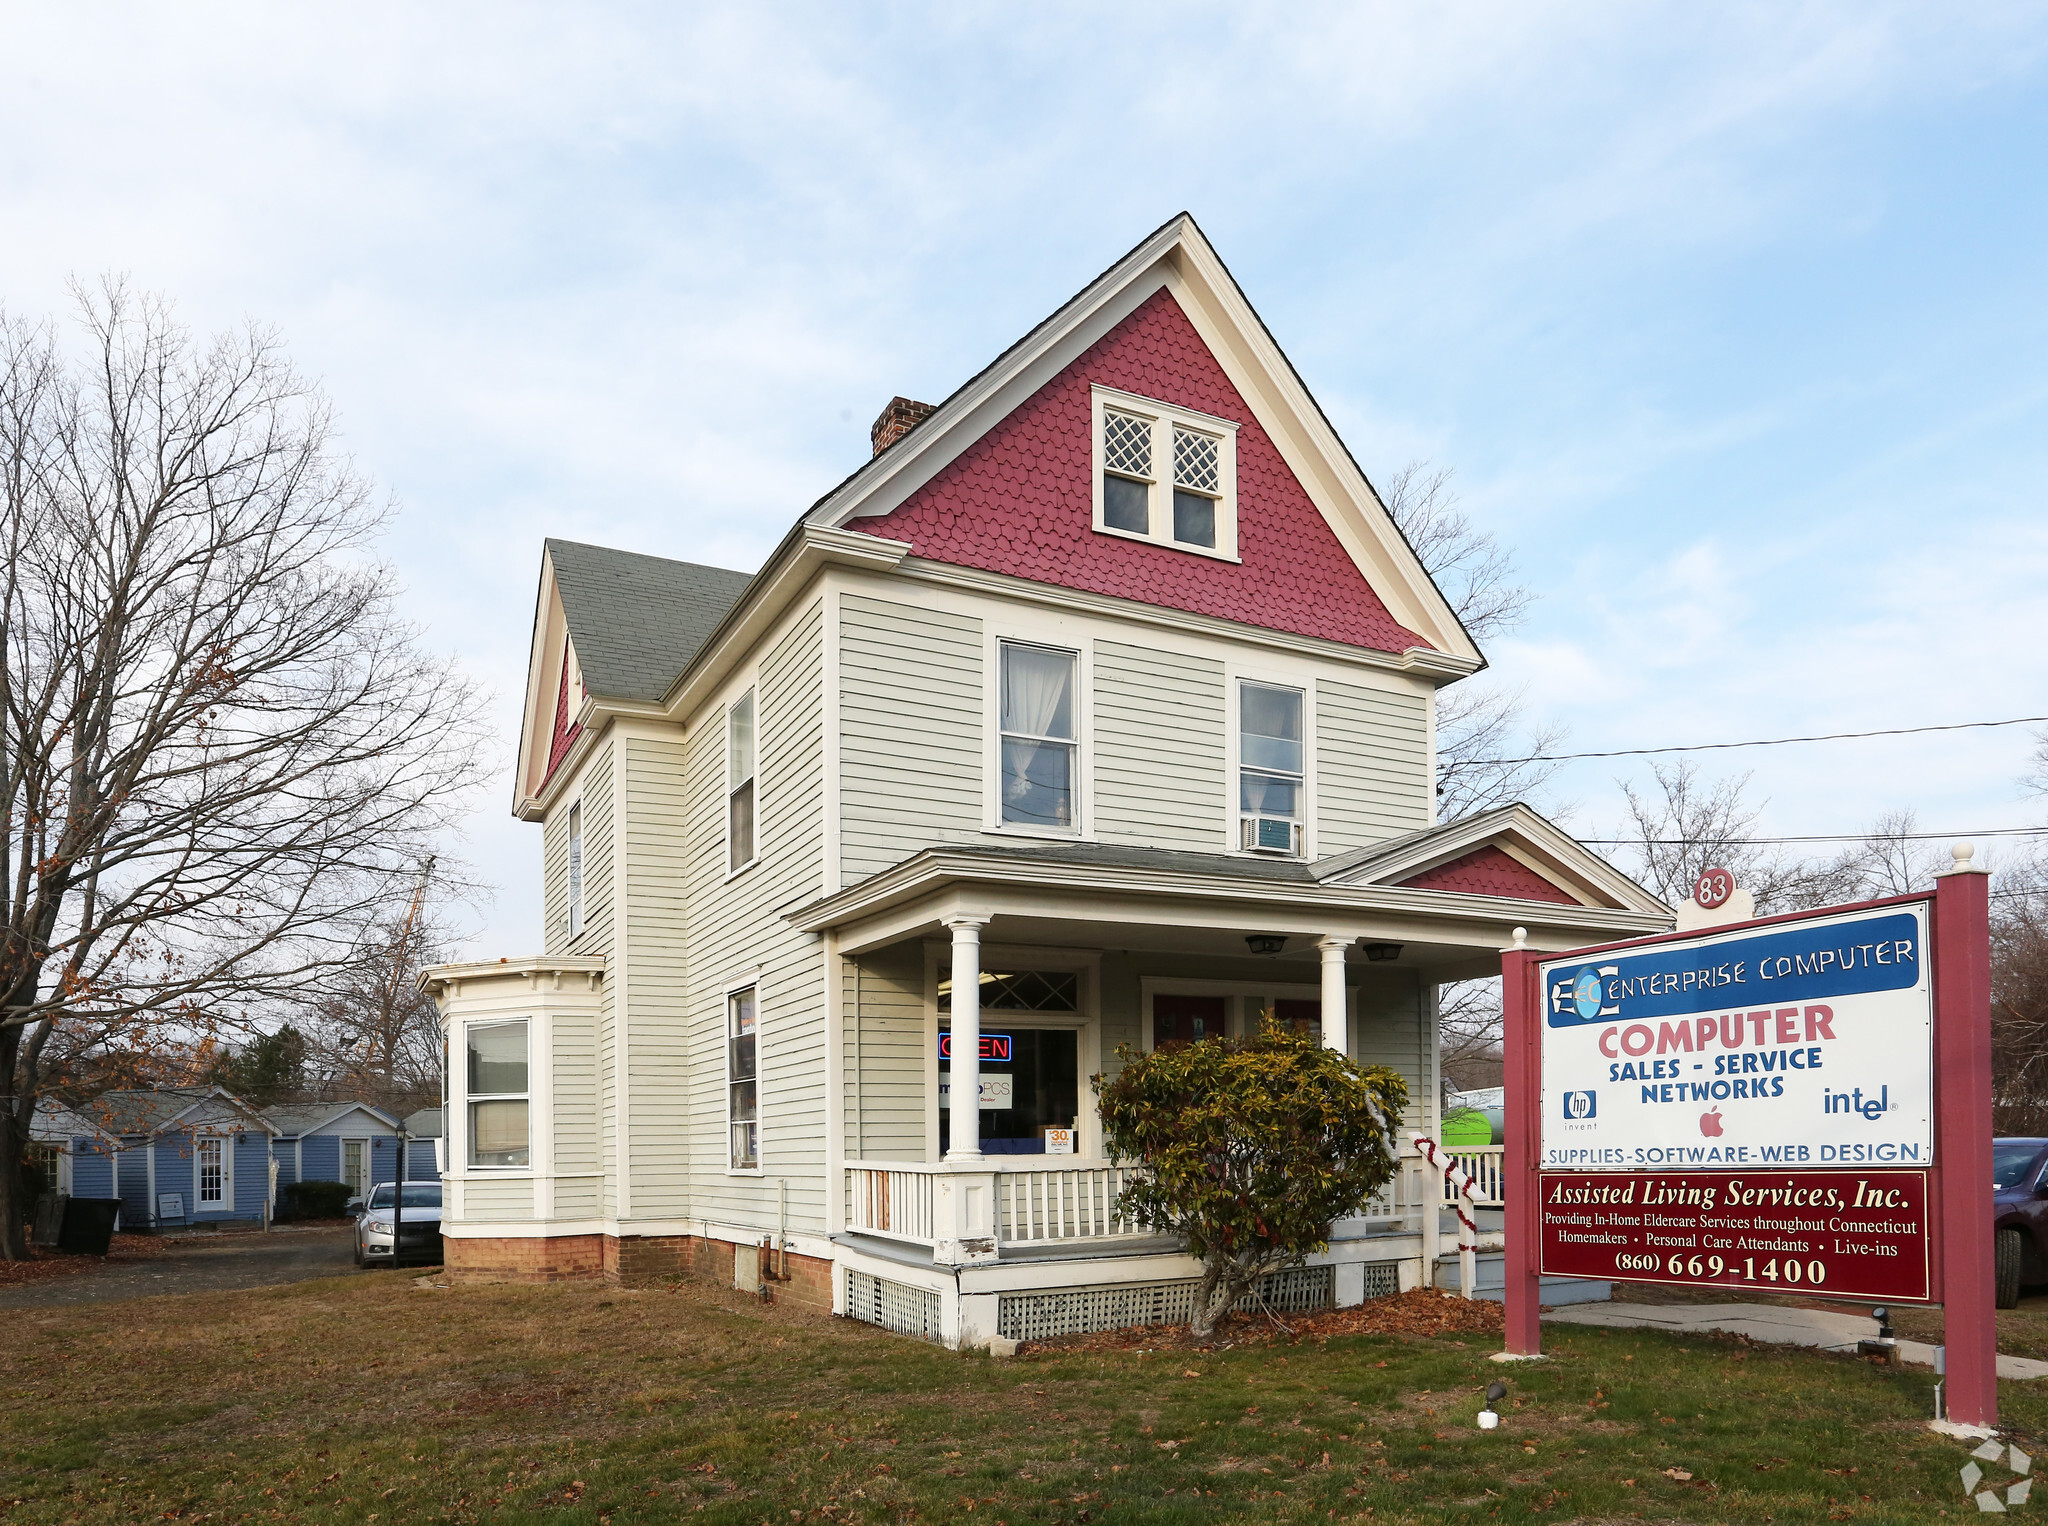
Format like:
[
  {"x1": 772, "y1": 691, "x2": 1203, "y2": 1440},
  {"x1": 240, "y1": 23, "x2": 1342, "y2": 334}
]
[{"x1": 4, "y1": 3, "x2": 2045, "y2": 955}]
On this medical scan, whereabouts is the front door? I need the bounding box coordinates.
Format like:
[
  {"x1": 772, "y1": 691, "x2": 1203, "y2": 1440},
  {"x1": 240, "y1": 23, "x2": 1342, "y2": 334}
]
[{"x1": 342, "y1": 1139, "x2": 368, "y2": 1202}]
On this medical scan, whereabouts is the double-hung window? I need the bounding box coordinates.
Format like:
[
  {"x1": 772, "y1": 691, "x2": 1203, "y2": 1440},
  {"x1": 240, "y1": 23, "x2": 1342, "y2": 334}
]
[
  {"x1": 1092, "y1": 388, "x2": 1237, "y2": 558},
  {"x1": 565, "y1": 801, "x2": 584, "y2": 940},
  {"x1": 728, "y1": 690, "x2": 756, "y2": 873},
  {"x1": 728, "y1": 986, "x2": 758, "y2": 1170},
  {"x1": 467, "y1": 1020, "x2": 530, "y2": 1168},
  {"x1": 196, "y1": 1137, "x2": 224, "y2": 1204},
  {"x1": 1239, "y1": 681, "x2": 1305, "y2": 856},
  {"x1": 998, "y1": 641, "x2": 1077, "y2": 831}
]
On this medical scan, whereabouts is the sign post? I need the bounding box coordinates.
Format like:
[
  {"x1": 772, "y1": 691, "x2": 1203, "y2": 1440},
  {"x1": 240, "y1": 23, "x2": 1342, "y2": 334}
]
[{"x1": 1500, "y1": 846, "x2": 1997, "y2": 1428}]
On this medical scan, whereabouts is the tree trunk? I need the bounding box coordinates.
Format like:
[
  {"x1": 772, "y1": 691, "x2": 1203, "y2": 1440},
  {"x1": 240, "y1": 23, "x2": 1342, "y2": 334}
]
[
  {"x1": 0, "y1": 1106, "x2": 29, "y2": 1261},
  {"x1": 1189, "y1": 1258, "x2": 1250, "y2": 1340}
]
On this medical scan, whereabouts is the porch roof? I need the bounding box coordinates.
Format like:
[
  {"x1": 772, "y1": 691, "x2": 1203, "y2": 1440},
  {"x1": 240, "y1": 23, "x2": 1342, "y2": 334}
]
[{"x1": 789, "y1": 821, "x2": 1671, "y2": 978}]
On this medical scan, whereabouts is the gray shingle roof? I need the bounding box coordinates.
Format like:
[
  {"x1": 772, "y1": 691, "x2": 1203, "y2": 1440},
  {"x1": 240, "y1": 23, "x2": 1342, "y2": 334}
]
[
  {"x1": 403, "y1": 1108, "x2": 443, "y2": 1138},
  {"x1": 262, "y1": 1102, "x2": 398, "y2": 1137},
  {"x1": 547, "y1": 539, "x2": 755, "y2": 704},
  {"x1": 85, "y1": 1087, "x2": 270, "y2": 1136}
]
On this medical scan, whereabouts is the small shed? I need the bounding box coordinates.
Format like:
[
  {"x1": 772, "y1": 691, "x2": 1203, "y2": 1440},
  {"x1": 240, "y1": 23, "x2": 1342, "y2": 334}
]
[
  {"x1": 263, "y1": 1102, "x2": 434, "y2": 1203},
  {"x1": 62, "y1": 1088, "x2": 280, "y2": 1229}
]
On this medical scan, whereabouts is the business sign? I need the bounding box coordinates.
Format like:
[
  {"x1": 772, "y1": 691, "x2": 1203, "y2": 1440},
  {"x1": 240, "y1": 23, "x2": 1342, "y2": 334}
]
[
  {"x1": 938, "y1": 1074, "x2": 1013, "y2": 1110},
  {"x1": 1538, "y1": 1168, "x2": 1930, "y2": 1301},
  {"x1": 1540, "y1": 903, "x2": 1931, "y2": 1172},
  {"x1": 938, "y1": 1032, "x2": 1013, "y2": 1063}
]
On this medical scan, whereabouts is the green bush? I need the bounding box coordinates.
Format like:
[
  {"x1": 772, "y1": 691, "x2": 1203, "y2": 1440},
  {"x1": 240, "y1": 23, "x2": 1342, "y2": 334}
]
[
  {"x1": 1095, "y1": 1021, "x2": 1408, "y2": 1337},
  {"x1": 279, "y1": 1180, "x2": 353, "y2": 1220}
]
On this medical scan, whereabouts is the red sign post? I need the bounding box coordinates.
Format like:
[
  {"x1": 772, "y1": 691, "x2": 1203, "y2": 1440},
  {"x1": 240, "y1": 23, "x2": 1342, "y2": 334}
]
[{"x1": 1502, "y1": 852, "x2": 1996, "y2": 1428}]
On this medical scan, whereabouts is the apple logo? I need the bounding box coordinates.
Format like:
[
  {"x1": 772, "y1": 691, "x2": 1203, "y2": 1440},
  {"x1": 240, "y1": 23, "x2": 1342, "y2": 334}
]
[{"x1": 1699, "y1": 1109, "x2": 1724, "y2": 1138}]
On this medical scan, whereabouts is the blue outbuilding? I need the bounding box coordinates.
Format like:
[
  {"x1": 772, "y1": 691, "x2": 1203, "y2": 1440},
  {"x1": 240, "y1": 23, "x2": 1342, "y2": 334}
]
[
  {"x1": 264, "y1": 1102, "x2": 438, "y2": 1205},
  {"x1": 35, "y1": 1087, "x2": 281, "y2": 1230}
]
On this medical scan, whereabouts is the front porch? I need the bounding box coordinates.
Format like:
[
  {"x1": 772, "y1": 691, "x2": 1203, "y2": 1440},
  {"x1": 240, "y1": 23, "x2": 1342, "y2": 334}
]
[{"x1": 798, "y1": 815, "x2": 1667, "y2": 1347}]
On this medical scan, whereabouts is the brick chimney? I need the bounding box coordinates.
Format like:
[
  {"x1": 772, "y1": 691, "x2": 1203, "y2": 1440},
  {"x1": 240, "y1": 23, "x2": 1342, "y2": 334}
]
[{"x1": 870, "y1": 396, "x2": 937, "y2": 456}]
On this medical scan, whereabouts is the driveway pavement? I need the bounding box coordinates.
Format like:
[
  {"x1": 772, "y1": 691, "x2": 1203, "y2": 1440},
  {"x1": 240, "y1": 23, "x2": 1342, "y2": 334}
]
[{"x1": 0, "y1": 1227, "x2": 363, "y2": 1309}]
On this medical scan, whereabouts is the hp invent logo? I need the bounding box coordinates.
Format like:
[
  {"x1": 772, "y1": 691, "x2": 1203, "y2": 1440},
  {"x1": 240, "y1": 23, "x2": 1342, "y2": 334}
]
[{"x1": 1563, "y1": 1090, "x2": 1597, "y2": 1120}]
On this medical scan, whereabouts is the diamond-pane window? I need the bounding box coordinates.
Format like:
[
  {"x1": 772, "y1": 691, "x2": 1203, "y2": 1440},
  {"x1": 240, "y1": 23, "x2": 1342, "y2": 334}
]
[
  {"x1": 1173, "y1": 428, "x2": 1220, "y2": 494},
  {"x1": 1102, "y1": 411, "x2": 1152, "y2": 479}
]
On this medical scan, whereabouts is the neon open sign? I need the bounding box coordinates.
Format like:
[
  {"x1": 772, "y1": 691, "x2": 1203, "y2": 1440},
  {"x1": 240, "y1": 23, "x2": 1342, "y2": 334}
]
[{"x1": 938, "y1": 1032, "x2": 1012, "y2": 1062}]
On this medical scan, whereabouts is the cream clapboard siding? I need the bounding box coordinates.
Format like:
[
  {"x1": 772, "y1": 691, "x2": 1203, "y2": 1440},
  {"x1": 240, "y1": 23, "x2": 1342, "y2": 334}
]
[
  {"x1": 678, "y1": 602, "x2": 828, "y2": 1232},
  {"x1": 839, "y1": 593, "x2": 982, "y2": 884},
  {"x1": 842, "y1": 942, "x2": 925, "y2": 1162},
  {"x1": 541, "y1": 807, "x2": 568, "y2": 955},
  {"x1": 1315, "y1": 679, "x2": 1431, "y2": 857},
  {"x1": 1352, "y1": 970, "x2": 1432, "y2": 1132},
  {"x1": 620, "y1": 731, "x2": 694, "y2": 1219},
  {"x1": 570, "y1": 743, "x2": 618, "y2": 1218},
  {"x1": 462, "y1": 1176, "x2": 537, "y2": 1222},
  {"x1": 1093, "y1": 641, "x2": 1226, "y2": 850},
  {"x1": 552, "y1": 999, "x2": 603, "y2": 1220}
]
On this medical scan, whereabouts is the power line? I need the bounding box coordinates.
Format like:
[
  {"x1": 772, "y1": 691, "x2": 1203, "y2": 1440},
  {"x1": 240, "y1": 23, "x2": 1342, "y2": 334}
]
[
  {"x1": 1469, "y1": 714, "x2": 2048, "y2": 767},
  {"x1": 1577, "y1": 825, "x2": 2048, "y2": 846}
]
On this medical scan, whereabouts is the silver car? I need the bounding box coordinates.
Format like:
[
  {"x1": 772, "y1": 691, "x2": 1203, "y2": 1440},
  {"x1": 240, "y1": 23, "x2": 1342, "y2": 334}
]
[{"x1": 352, "y1": 1181, "x2": 444, "y2": 1268}]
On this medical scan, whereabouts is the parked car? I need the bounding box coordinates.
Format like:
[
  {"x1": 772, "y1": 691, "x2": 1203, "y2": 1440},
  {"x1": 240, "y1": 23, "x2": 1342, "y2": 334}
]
[
  {"x1": 352, "y1": 1181, "x2": 444, "y2": 1268},
  {"x1": 1993, "y1": 1138, "x2": 2048, "y2": 1308}
]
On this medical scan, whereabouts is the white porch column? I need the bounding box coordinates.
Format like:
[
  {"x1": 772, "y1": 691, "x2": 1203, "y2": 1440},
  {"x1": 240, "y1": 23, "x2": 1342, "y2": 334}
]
[
  {"x1": 1317, "y1": 936, "x2": 1351, "y2": 1055},
  {"x1": 944, "y1": 915, "x2": 991, "y2": 1161}
]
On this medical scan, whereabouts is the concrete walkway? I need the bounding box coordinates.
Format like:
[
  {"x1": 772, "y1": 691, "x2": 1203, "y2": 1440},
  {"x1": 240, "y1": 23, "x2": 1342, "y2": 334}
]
[{"x1": 1544, "y1": 1300, "x2": 2048, "y2": 1380}]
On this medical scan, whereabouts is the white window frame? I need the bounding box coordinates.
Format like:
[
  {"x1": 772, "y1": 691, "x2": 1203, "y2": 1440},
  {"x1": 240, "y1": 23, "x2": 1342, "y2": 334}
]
[
  {"x1": 725, "y1": 686, "x2": 759, "y2": 878},
  {"x1": 1228, "y1": 669, "x2": 1315, "y2": 859},
  {"x1": 465, "y1": 1019, "x2": 532, "y2": 1171},
  {"x1": 991, "y1": 638, "x2": 1085, "y2": 838},
  {"x1": 724, "y1": 975, "x2": 762, "y2": 1174},
  {"x1": 195, "y1": 1134, "x2": 231, "y2": 1210},
  {"x1": 1089, "y1": 385, "x2": 1239, "y2": 562},
  {"x1": 564, "y1": 798, "x2": 584, "y2": 941},
  {"x1": 342, "y1": 1136, "x2": 369, "y2": 1199}
]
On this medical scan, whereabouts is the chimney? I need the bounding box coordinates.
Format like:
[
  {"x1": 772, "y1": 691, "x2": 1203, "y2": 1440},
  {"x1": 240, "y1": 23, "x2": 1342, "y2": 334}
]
[{"x1": 870, "y1": 396, "x2": 937, "y2": 456}]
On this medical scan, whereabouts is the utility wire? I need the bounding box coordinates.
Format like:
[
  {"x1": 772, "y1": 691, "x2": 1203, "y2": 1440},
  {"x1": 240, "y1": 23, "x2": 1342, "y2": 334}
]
[
  {"x1": 1577, "y1": 825, "x2": 2048, "y2": 846},
  {"x1": 1469, "y1": 714, "x2": 2048, "y2": 767}
]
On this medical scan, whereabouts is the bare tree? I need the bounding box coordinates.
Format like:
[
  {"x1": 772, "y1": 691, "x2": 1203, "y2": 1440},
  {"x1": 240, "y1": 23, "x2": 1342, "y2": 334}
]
[
  {"x1": 1378, "y1": 463, "x2": 1564, "y2": 821},
  {"x1": 0, "y1": 284, "x2": 489, "y2": 1258}
]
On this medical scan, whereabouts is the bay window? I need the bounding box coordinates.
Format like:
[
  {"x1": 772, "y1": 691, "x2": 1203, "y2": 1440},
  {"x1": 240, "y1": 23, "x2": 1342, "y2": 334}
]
[{"x1": 467, "y1": 1020, "x2": 530, "y2": 1168}]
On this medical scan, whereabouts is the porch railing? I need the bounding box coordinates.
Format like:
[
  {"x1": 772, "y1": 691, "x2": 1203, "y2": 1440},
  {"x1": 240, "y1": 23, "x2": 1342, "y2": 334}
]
[
  {"x1": 997, "y1": 1163, "x2": 1144, "y2": 1244},
  {"x1": 846, "y1": 1142, "x2": 1488, "y2": 1255},
  {"x1": 1439, "y1": 1146, "x2": 1505, "y2": 1207}
]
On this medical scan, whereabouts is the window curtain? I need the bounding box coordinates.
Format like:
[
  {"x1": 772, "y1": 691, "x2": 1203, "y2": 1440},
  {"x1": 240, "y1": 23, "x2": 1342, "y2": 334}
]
[{"x1": 1001, "y1": 647, "x2": 1073, "y2": 740}]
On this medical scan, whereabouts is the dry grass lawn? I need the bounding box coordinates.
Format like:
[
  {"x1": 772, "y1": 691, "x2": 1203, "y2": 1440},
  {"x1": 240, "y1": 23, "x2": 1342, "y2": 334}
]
[{"x1": 4, "y1": 1267, "x2": 2045, "y2": 1524}]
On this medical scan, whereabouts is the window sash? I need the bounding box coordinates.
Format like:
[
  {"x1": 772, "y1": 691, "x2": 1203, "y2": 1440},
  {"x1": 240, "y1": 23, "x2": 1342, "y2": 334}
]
[
  {"x1": 467, "y1": 1020, "x2": 529, "y2": 1096},
  {"x1": 197, "y1": 1138, "x2": 224, "y2": 1203},
  {"x1": 1240, "y1": 683, "x2": 1306, "y2": 828},
  {"x1": 728, "y1": 691, "x2": 757, "y2": 870},
  {"x1": 728, "y1": 987, "x2": 759, "y2": 1169},
  {"x1": 565, "y1": 802, "x2": 583, "y2": 938},
  {"x1": 469, "y1": 1100, "x2": 530, "y2": 1167}
]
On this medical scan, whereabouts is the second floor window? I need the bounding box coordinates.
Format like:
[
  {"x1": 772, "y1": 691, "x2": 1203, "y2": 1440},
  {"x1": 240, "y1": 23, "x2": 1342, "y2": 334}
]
[
  {"x1": 999, "y1": 641, "x2": 1077, "y2": 830},
  {"x1": 1240, "y1": 681, "x2": 1304, "y2": 855},
  {"x1": 728, "y1": 690, "x2": 756, "y2": 872},
  {"x1": 565, "y1": 801, "x2": 583, "y2": 939},
  {"x1": 728, "y1": 986, "x2": 758, "y2": 1170}
]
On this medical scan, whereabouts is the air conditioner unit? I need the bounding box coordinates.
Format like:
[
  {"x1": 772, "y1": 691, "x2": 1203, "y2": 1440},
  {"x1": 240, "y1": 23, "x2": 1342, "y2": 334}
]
[{"x1": 1241, "y1": 816, "x2": 1302, "y2": 856}]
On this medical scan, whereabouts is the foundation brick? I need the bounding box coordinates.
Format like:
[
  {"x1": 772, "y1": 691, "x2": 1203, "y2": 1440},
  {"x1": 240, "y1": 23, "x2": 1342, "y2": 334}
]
[
  {"x1": 446, "y1": 1232, "x2": 833, "y2": 1310},
  {"x1": 443, "y1": 1234, "x2": 605, "y2": 1284}
]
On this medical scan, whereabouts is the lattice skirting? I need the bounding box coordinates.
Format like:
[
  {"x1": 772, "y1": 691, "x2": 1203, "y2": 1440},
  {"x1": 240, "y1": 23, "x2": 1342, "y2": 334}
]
[
  {"x1": 997, "y1": 1263, "x2": 1348, "y2": 1344},
  {"x1": 844, "y1": 1269, "x2": 943, "y2": 1342}
]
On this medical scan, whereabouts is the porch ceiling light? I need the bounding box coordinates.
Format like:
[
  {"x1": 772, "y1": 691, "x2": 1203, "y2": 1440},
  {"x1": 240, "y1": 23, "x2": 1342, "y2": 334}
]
[
  {"x1": 1363, "y1": 943, "x2": 1404, "y2": 963},
  {"x1": 1245, "y1": 934, "x2": 1287, "y2": 957}
]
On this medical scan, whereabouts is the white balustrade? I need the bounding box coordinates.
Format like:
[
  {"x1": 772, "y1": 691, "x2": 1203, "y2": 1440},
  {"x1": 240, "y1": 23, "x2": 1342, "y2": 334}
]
[
  {"x1": 845, "y1": 1163, "x2": 937, "y2": 1245},
  {"x1": 997, "y1": 1163, "x2": 1146, "y2": 1245}
]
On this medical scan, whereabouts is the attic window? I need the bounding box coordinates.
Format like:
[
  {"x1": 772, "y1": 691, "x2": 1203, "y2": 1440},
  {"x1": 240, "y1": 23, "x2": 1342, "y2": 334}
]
[{"x1": 1091, "y1": 386, "x2": 1238, "y2": 560}]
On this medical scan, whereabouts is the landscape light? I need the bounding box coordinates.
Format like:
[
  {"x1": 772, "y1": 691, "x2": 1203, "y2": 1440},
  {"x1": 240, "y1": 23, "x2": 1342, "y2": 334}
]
[{"x1": 1478, "y1": 1379, "x2": 1507, "y2": 1429}]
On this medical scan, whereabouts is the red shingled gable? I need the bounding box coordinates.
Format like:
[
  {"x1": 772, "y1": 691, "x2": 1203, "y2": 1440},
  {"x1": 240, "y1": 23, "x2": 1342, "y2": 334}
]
[
  {"x1": 543, "y1": 643, "x2": 582, "y2": 786},
  {"x1": 1400, "y1": 845, "x2": 1580, "y2": 904},
  {"x1": 848, "y1": 290, "x2": 1429, "y2": 655}
]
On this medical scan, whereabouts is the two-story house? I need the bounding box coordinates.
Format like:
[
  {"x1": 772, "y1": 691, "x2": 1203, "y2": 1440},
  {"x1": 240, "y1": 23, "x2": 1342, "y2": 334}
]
[{"x1": 422, "y1": 215, "x2": 1669, "y2": 1345}]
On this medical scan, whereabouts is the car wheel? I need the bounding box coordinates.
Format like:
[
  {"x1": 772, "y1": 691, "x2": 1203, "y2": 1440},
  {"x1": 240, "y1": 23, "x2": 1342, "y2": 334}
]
[
  {"x1": 1997, "y1": 1227, "x2": 2023, "y2": 1309},
  {"x1": 352, "y1": 1233, "x2": 365, "y2": 1269}
]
